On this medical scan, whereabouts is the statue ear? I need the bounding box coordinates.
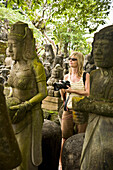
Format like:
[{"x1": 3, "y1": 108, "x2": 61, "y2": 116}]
[{"x1": 22, "y1": 28, "x2": 36, "y2": 60}]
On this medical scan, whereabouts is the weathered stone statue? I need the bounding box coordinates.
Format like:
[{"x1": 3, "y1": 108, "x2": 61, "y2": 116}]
[
  {"x1": 44, "y1": 44, "x2": 55, "y2": 67},
  {"x1": 0, "y1": 83, "x2": 21, "y2": 170},
  {"x1": 6, "y1": 21, "x2": 47, "y2": 170},
  {"x1": 72, "y1": 25, "x2": 113, "y2": 170},
  {"x1": 44, "y1": 44, "x2": 55, "y2": 81},
  {"x1": 83, "y1": 53, "x2": 96, "y2": 73},
  {"x1": 53, "y1": 54, "x2": 64, "y2": 68},
  {"x1": 47, "y1": 64, "x2": 63, "y2": 97}
]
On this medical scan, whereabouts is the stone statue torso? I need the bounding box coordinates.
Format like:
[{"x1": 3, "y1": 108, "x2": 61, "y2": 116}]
[
  {"x1": 8, "y1": 61, "x2": 37, "y2": 102},
  {"x1": 81, "y1": 69, "x2": 113, "y2": 170},
  {"x1": 91, "y1": 69, "x2": 113, "y2": 99}
]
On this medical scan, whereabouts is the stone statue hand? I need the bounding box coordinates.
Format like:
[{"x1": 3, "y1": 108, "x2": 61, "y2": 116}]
[
  {"x1": 10, "y1": 101, "x2": 32, "y2": 124},
  {"x1": 73, "y1": 96, "x2": 92, "y2": 112}
]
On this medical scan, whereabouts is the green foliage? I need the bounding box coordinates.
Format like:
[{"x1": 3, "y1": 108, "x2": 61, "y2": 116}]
[
  {"x1": 0, "y1": 7, "x2": 42, "y2": 45},
  {"x1": 0, "y1": 0, "x2": 112, "y2": 55}
]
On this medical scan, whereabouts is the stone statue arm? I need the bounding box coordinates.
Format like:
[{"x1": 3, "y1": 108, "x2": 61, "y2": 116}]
[
  {"x1": 29, "y1": 81, "x2": 47, "y2": 105},
  {"x1": 72, "y1": 96, "x2": 113, "y2": 117}
]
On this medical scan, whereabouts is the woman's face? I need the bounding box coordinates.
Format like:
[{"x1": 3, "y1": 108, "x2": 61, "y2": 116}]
[
  {"x1": 8, "y1": 39, "x2": 23, "y2": 61},
  {"x1": 93, "y1": 39, "x2": 113, "y2": 68},
  {"x1": 68, "y1": 55, "x2": 78, "y2": 68}
]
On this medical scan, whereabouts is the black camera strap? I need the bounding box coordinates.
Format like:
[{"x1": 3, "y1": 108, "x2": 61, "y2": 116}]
[
  {"x1": 64, "y1": 93, "x2": 70, "y2": 111},
  {"x1": 83, "y1": 71, "x2": 87, "y2": 86}
]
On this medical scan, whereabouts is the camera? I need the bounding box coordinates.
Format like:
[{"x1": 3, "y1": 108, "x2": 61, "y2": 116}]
[{"x1": 53, "y1": 80, "x2": 70, "y2": 91}]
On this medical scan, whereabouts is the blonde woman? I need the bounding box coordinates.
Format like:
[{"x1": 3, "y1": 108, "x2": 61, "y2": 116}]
[{"x1": 59, "y1": 51, "x2": 90, "y2": 170}]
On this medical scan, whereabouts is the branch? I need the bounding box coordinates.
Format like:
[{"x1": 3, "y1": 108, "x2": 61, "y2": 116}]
[{"x1": 43, "y1": 32, "x2": 57, "y2": 55}]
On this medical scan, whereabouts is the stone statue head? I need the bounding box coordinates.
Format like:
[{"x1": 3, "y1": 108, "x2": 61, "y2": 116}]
[
  {"x1": 92, "y1": 25, "x2": 113, "y2": 68},
  {"x1": 51, "y1": 64, "x2": 63, "y2": 79},
  {"x1": 45, "y1": 44, "x2": 55, "y2": 64},
  {"x1": 8, "y1": 21, "x2": 36, "y2": 61},
  {"x1": 53, "y1": 54, "x2": 64, "y2": 68}
]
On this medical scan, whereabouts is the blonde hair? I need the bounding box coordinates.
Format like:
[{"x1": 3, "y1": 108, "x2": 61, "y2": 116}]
[{"x1": 69, "y1": 51, "x2": 84, "y2": 77}]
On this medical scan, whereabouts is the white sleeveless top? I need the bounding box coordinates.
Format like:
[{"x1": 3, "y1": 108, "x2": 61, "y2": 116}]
[{"x1": 67, "y1": 73, "x2": 85, "y2": 109}]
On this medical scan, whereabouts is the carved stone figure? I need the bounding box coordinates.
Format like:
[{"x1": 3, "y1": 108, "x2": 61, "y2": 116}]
[
  {"x1": 83, "y1": 53, "x2": 96, "y2": 73},
  {"x1": 44, "y1": 44, "x2": 55, "y2": 81},
  {"x1": 0, "y1": 83, "x2": 21, "y2": 170},
  {"x1": 47, "y1": 64, "x2": 63, "y2": 97},
  {"x1": 63, "y1": 58, "x2": 69, "y2": 76},
  {"x1": 44, "y1": 44, "x2": 55, "y2": 67},
  {"x1": 53, "y1": 54, "x2": 64, "y2": 68},
  {"x1": 44, "y1": 63, "x2": 51, "y2": 81},
  {"x1": 72, "y1": 25, "x2": 113, "y2": 170},
  {"x1": 6, "y1": 21, "x2": 47, "y2": 170}
]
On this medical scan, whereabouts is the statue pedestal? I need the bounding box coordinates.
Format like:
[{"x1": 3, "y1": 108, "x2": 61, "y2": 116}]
[{"x1": 42, "y1": 96, "x2": 63, "y2": 111}]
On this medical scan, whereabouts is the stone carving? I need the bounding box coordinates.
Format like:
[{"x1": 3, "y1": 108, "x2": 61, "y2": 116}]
[
  {"x1": 0, "y1": 19, "x2": 9, "y2": 41},
  {"x1": 53, "y1": 54, "x2": 64, "y2": 68},
  {"x1": 72, "y1": 25, "x2": 113, "y2": 170},
  {"x1": 0, "y1": 83, "x2": 21, "y2": 170},
  {"x1": 6, "y1": 21, "x2": 47, "y2": 170},
  {"x1": 39, "y1": 119, "x2": 61, "y2": 170},
  {"x1": 47, "y1": 64, "x2": 63, "y2": 97},
  {"x1": 5, "y1": 47, "x2": 14, "y2": 69},
  {"x1": 62, "y1": 133, "x2": 85, "y2": 170},
  {"x1": 44, "y1": 63, "x2": 51, "y2": 81},
  {"x1": 63, "y1": 57, "x2": 69, "y2": 76},
  {"x1": 83, "y1": 53, "x2": 96, "y2": 73},
  {"x1": 44, "y1": 44, "x2": 55, "y2": 81},
  {"x1": 44, "y1": 44, "x2": 55, "y2": 67}
]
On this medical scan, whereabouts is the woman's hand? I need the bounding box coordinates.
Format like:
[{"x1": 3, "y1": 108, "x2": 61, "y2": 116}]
[{"x1": 66, "y1": 86, "x2": 72, "y2": 93}]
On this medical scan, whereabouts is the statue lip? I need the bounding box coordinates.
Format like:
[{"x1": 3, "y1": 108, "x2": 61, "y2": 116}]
[{"x1": 94, "y1": 57, "x2": 103, "y2": 61}]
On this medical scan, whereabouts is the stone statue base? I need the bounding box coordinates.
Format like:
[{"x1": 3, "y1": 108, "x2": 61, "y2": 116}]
[{"x1": 42, "y1": 96, "x2": 63, "y2": 111}]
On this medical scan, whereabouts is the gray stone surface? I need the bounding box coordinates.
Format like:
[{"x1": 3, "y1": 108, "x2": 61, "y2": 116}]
[
  {"x1": 62, "y1": 133, "x2": 85, "y2": 170},
  {"x1": 39, "y1": 119, "x2": 62, "y2": 170}
]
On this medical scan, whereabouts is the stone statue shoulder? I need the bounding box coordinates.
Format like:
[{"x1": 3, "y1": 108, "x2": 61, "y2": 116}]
[
  {"x1": 32, "y1": 58, "x2": 46, "y2": 83},
  {"x1": 90, "y1": 69, "x2": 100, "y2": 87}
]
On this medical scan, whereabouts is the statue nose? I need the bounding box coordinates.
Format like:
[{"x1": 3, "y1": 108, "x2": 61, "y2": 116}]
[{"x1": 9, "y1": 44, "x2": 13, "y2": 52}]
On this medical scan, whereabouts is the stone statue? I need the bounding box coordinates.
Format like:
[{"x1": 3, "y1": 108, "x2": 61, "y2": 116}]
[
  {"x1": 44, "y1": 44, "x2": 55, "y2": 81},
  {"x1": 72, "y1": 25, "x2": 113, "y2": 170},
  {"x1": 0, "y1": 83, "x2": 21, "y2": 170},
  {"x1": 44, "y1": 44, "x2": 55, "y2": 67},
  {"x1": 6, "y1": 21, "x2": 47, "y2": 170},
  {"x1": 44, "y1": 63, "x2": 51, "y2": 81},
  {"x1": 83, "y1": 53, "x2": 96, "y2": 73},
  {"x1": 53, "y1": 54, "x2": 64, "y2": 68},
  {"x1": 47, "y1": 64, "x2": 63, "y2": 97}
]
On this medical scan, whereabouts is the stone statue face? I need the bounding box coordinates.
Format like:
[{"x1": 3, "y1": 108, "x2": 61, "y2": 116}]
[
  {"x1": 93, "y1": 39, "x2": 113, "y2": 68},
  {"x1": 8, "y1": 39, "x2": 23, "y2": 61},
  {"x1": 52, "y1": 69, "x2": 60, "y2": 78},
  {"x1": 45, "y1": 47, "x2": 53, "y2": 63}
]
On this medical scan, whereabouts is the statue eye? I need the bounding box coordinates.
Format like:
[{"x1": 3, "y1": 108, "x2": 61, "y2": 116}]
[{"x1": 13, "y1": 44, "x2": 16, "y2": 47}]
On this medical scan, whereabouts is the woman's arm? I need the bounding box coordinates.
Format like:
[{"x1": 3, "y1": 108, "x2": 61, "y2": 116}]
[{"x1": 66, "y1": 73, "x2": 90, "y2": 96}]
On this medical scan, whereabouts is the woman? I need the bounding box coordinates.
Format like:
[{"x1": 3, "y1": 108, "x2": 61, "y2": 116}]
[
  {"x1": 6, "y1": 21, "x2": 47, "y2": 170},
  {"x1": 59, "y1": 51, "x2": 90, "y2": 170}
]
